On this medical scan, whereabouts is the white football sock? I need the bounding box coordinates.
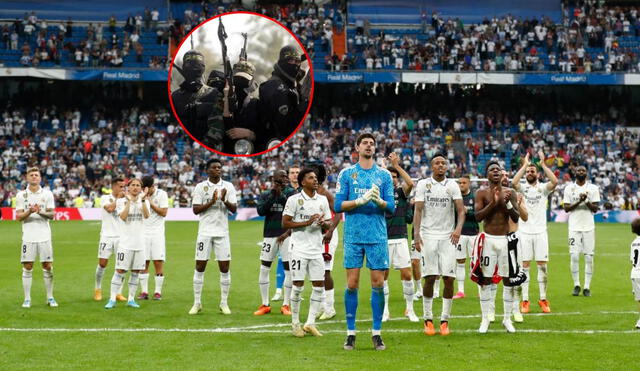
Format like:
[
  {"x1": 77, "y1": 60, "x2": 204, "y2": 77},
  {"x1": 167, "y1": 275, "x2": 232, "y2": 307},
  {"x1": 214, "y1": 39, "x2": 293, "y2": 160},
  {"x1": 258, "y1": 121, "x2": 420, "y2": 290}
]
[
  {"x1": 220, "y1": 271, "x2": 231, "y2": 305},
  {"x1": 414, "y1": 279, "x2": 423, "y2": 295},
  {"x1": 307, "y1": 286, "x2": 324, "y2": 326},
  {"x1": 441, "y1": 298, "x2": 452, "y2": 322},
  {"x1": 283, "y1": 270, "x2": 292, "y2": 306},
  {"x1": 43, "y1": 269, "x2": 54, "y2": 299},
  {"x1": 139, "y1": 272, "x2": 149, "y2": 294},
  {"x1": 402, "y1": 280, "x2": 414, "y2": 311},
  {"x1": 489, "y1": 283, "x2": 497, "y2": 314},
  {"x1": 95, "y1": 265, "x2": 105, "y2": 290},
  {"x1": 193, "y1": 270, "x2": 204, "y2": 305},
  {"x1": 383, "y1": 280, "x2": 390, "y2": 314},
  {"x1": 522, "y1": 267, "x2": 530, "y2": 301},
  {"x1": 538, "y1": 264, "x2": 548, "y2": 300},
  {"x1": 479, "y1": 284, "x2": 491, "y2": 318},
  {"x1": 325, "y1": 288, "x2": 335, "y2": 311},
  {"x1": 291, "y1": 285, "x2": 303, "y2": 324},
  {"x1": 110, "y1": 272, "x2": 125, "y2": 301},
  {"x1": 434, "y1": 279, "x2": 441, "y2": 297},
  {"x1": 422, "y1": 297, "x2": 433, "y2": 320},
  {"x1": 503, "y1": 286, "x2": 514, "y2": 318},
  {"x1": 154, "y1": 274, "x2": 164, "y2": 295},
  {"x1": 513, "y1": 286, "x2": 522, "y2": 314},
  {"x1": 584, "y1": 255, "x2": 594, "y2": 289},
  {"x1": 259, "y1": 265, "x2": 270, "y2": 306},
  {"x1": 456, "y1": 263, "x2": 466, "y2": 293},
  {"x1": 128, "y1": 272, "x2": 139, "y2": 301},
  {"x1": 570, "y1": 253, "x2": 580, "y2": 287},
  {"x1": 22, "y1": 268, "x2": 32, "y2": 301}
]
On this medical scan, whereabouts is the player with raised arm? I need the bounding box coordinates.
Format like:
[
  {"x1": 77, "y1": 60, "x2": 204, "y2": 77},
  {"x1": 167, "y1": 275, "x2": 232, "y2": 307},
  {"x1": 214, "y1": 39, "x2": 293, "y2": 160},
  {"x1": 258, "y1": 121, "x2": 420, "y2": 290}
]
[
  {"x1": 511, "y1": 151, "x2": 558, "y2": 313},
  {"x1": 453, "y1": 174, "x2": 479, "y2": 300},
  {"x1": 189, "y1": 159, "x2": 238, "y2": 315},
  {"x1": 563, "y1": 165, "x2": 600, "y2": 297},
  {"x1": 254, "y1": 169, "x2": 296, "y2": 316},
  {"x1": 473, "y1": 161, "x2": 521, "y2": 333},
  {"x1": 282, "y1": 168, "x2": 332, "y2": 337},
  {"x1": 502, "y1": 171, "x2": 529, "y2": 324},
  {"x1": 413, "y1": 153, "x2": 465, "y2": 336},
  {"x1": 16, "y1": 167, "x2": 57, "y2": 308},
  {"x1": 307, "y1": 163, "x2": 341, "y2": 320},
  {"x1": 138, "y1": 176, "x2": 169, "y2": 300},
  {"x1": 94, "y1": 177, "x2": 126, "y2": 302},
  {"x1": 629, "y1": 218, "x2": 640, "y2": 329},
  {"x1": 105, "y1": 178, "x2": 150, "y2": 309},
  {"x1": 382, "y1": 152, "x2": 418, "y2": 322},
  {"x1": 335, "y1": 133, "x2": 395, "y2": 351}
]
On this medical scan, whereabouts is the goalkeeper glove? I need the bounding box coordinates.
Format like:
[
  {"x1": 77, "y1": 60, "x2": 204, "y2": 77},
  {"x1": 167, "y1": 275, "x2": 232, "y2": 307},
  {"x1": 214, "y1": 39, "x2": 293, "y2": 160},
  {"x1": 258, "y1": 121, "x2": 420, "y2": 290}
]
[
  {"x1": 370, "y1": 184, "x2": 385, "y2": 207},
  {"x1": 355, "y1": 186, "x2": 376, "y2": 206}
]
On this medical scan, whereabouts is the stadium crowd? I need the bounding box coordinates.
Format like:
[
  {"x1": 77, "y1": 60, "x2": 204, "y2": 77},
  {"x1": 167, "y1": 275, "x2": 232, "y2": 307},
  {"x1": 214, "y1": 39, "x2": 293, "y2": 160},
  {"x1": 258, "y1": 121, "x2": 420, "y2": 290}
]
[
  {"x1": 2, "y1": 9, "x2": 167, "y2": 68},
  {"x1": 348, "y1": 1, "x2": 640, "y2": 72},
  {"x1": 0, "y1": 95, "x2": 638, "y2": 210}
]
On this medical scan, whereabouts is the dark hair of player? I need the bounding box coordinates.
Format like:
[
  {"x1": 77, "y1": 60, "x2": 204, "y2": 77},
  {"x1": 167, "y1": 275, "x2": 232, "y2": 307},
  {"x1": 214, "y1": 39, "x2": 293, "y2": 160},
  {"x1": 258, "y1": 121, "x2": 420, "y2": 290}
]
[
  {"x1": 356, "y1": 133, "x2": 376, "y2": 146},
  {"x1": 206, "y1": 158, "x2": 222, "y2": 169},
  {"x1": 306, "y1": 163, "x2": 327, "y2": 183},
  {"x1": 297, "y1": 167, "x2": 316, "y2": 187},
  {"x1": 460, "y1": 174, "x2": 471, "y2": 180},
  {"x1": 387, "y1": 167, "x2": 399, "y2": 177},
  {"x1": 485, "y1": 160, "x2": 501, "y2": 175},
  {"x1": 632, "y1": 218, "x2": 640, "y2": 235},
  {"x1": 431, "y1": 152, "x2": 447, "y2": 162},
  {"x1": 141, "y1": 176, "x2": 154, "y2": 188},
  {"x1": 112, "y1": 176, "x2": 125, "y2": 185}
]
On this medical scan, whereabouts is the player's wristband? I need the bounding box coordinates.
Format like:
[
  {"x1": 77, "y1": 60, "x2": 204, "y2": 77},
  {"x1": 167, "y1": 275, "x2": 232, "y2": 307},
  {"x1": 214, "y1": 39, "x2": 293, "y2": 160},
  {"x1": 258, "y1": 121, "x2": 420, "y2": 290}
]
[{"x1": 506, "y1": 201, "x2": 513, "y2": 210}]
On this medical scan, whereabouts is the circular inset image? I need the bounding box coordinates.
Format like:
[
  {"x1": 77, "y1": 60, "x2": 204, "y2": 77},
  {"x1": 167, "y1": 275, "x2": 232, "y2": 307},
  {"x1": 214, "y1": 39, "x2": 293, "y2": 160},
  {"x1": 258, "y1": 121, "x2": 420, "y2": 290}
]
[{"x1": 168, "y1": 11, "x2": 313, "y2": 156}]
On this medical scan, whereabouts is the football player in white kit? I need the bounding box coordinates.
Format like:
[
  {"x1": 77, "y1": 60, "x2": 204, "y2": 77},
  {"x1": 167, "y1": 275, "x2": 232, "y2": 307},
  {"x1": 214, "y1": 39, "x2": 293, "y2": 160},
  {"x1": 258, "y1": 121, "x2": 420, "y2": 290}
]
[
  {"x1": 629, "y1": 218, "x2": 640, "y2": 329},
  {"x1": 105, "y1": 178, "x2": 150, "y2": 309},
  {"x1": 309, "y1": 163, "x2": 341, "y2": 321},
  {"x1": 414, "y1": 153, "x2": 466, "y2": 336},
  {"x1": 511, "y1": 151, "x2": 557, "y2": 313},
  {"x1": 562, "y1": 165, "x2": 600, "y2": 297},
  {"x1": 189, "y1": 159, "x2": 238, "y2": 315},
  {"x1": 138, "y1": 176, "x2": 169, "y2": 300},
  {"x1": 282, "y1": 168, "x2": 332, "y2": 337},
  {"x1": 16, "y1": 167, "x2": 57, "y2": 308},
  {"x1": 94, "y1": 177, "x2": 126, "y2": 302}
]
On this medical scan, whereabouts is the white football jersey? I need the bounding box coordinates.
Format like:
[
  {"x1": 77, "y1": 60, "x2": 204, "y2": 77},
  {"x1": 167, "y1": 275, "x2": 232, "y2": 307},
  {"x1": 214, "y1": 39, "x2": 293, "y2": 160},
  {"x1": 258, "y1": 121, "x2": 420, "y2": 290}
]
[
  {"x1": 283, "y1": 190, "x2": 331, "y2": 259},
  {"x1": 631, "y1": 236, "x2": 640, "y2": 279},
  {"x1": 415, "y1": 177, "x2": 462, "y2": 239},
  {"x1": 143, "y1": 188, "x2": 169, "y2": 235},
  {"x1": 192, "y1": 179, "x2": 237, "y2": 237},
  {"x1": 519, "y1": 181, "x2": 551, "y2": 234},
  {"x1": 16, "y1": 186, "x2": 55, "y2": 243},
  {"x1": 100, "y1": 194, "x2": 121, "y2": 238},
  {"x1": 116, "y1": 198, "x2": 148, "y2": 251},
  {"x1": 562, "y1": 182, "x2": 600, "y2": 231}
]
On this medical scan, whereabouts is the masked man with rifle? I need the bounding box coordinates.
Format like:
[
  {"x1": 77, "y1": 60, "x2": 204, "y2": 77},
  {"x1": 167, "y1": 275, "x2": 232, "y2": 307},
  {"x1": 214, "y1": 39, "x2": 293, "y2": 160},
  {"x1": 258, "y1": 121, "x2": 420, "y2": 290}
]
[
  {"x1": 171, "y1": 48, "x2": 225, "y2": 151},
  {"x1": 258, "y1": 45, "x2": 311, "y2": 151}
]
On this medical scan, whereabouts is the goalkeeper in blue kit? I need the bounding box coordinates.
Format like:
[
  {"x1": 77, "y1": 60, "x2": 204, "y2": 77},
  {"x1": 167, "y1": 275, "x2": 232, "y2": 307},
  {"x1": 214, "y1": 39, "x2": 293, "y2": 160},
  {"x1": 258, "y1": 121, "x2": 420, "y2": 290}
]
[{"x1": 335, "y1": 133, "x2": 395, "y2": 351}]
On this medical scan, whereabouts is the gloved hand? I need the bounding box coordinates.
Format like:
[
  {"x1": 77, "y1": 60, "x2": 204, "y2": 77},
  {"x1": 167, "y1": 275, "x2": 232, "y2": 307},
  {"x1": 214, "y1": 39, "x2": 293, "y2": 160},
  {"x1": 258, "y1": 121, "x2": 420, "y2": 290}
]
[
  {"x1": 370, "y1": 184, "x2": 385, "y2": 207},
  {"x1": 355, "y1": 186, "x2": 376, "y2": 206}
]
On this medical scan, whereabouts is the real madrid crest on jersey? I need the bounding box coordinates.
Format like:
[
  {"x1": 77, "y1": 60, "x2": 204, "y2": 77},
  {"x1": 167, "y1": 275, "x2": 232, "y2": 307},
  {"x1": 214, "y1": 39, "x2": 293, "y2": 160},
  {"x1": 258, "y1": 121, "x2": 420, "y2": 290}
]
[
  {"x1": 426, "y1": 183, "x2": 432, "y2": 193},
  {"x1": 204, "y1": 186, "x2": 209, "y2": 192},
  {"x1": 298, "y1": 198, "x2": 304, "y2": 205},
  {"x1": 352, "y1": 172, "x2": 358, "y2": 180}
]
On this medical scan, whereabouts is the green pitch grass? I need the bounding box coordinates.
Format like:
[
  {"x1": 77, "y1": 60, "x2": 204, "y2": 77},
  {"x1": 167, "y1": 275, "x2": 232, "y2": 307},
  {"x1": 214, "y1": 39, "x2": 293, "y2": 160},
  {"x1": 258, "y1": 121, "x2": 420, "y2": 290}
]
[{"x1": 0, "y1": 221, "x2": 638, "y2": 370}]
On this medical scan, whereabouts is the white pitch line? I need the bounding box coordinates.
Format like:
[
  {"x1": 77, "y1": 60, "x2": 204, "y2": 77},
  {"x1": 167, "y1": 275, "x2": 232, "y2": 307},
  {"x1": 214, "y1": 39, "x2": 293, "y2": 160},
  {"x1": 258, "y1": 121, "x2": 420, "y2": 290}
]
[
  {"x1": 2, "y1": 311, "x2": 638, "y2": 334},
  {"x1": 1, "y1": 327, "x2": 639, "y2": 335}
]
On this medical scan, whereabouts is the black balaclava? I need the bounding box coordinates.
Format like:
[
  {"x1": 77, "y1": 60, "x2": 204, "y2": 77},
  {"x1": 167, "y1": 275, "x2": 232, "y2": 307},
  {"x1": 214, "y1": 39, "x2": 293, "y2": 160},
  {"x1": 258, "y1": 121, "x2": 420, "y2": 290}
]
[
  {"x1": 275, "y1": 45, "x2": 301, "y2": 84},
  {"x1": 181, "y1": 50, "x2": 205, "y2": 91}
]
